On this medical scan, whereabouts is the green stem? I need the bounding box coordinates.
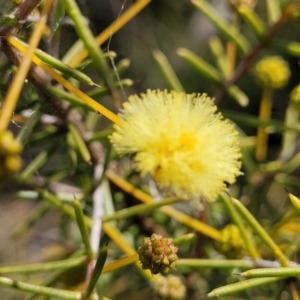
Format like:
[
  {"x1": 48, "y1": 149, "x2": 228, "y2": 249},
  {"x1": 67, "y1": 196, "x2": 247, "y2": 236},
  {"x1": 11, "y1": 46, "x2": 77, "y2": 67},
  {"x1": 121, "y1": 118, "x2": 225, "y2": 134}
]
[
  {"x1": 41, "y1": 190, "x2": 92, "y2": 228},
  {"x1": 16, "y1": 104, "x2": 41, "y2": 143},
  {"x1": 68, "y1": 122, "x2": 91, "y2": 163},
  {"x1": 206, "y1": 277, "x2": 280, "y2": 298},
  {"x1": 232, "y1": 198, "x2": 290, "y2": 267},
  {"x1": 256, "y1": 87, "x2": 273, "y2": 161},
  {"x1": 0, "y1": 257, "x2": 86, "y2": 275},
  {"x1": 153, "y1": 49, "x2": 184, "y2": 92},
  {"x1": 176, "y1": 259, "x2": 254, "y2": 269},
  {"x1": 280, "y1": 103, "x2": 299, "y2": 160},
  {"x1": 14, "y1": 37, "x2": 95, "y2": 85},
  {"x1": 0, "y1": 277, "x2": 81, "y2": 300},
  {"x1": 220, "y1": 194, "x2": 260, "y2": 259},
  {"x1": 19, "y1": 143, "x2": 60, "y2": 182},
  {"x1": 74, "y1": 199, "x2": 94, "y2": 259},
  {"x1": 61, "y1": 0, "x2": 121, "y2": 106},
  {"x1": 173, "y1": 233, "x2": 195, "y2": 246},
  {"x1": 84, "y1": 244, "x2": 108, "y2": 299},
  {"x1": 25, "y1": 249, "x2": 85, "y2": 300},
  {"x1": 240, "y1": 267, "x2": 300, "y2": 278},
  {"x1": 102, "y1": 197, "x2": 184, "y2": 222}
]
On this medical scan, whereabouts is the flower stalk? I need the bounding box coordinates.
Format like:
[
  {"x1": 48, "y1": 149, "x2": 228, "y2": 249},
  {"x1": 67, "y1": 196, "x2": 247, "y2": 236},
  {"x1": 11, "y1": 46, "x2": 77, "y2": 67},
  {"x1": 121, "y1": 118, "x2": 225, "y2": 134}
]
[{"x1": 255, "y1": 87, "x2": 273, "y2": 161}]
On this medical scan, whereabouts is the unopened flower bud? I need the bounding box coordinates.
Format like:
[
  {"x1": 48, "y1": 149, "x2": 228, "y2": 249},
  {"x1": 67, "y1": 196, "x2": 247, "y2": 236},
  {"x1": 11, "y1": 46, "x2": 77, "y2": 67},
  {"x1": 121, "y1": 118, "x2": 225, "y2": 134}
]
[
  {"x1": 215, "y1": 224, "x2": 244, "y2": 259},
  {"x1": 153, "y1": 275, "x2": 186, "y2": 300},
  {"x1": 254, "y1": 56, "x2": 290, "y2": 89},
  {"x1": 137, "y1": 233, "x2": 178, "y2": 274},
  {"x1": 0, "y1": 131, "x2": 22, "y2": 181}
]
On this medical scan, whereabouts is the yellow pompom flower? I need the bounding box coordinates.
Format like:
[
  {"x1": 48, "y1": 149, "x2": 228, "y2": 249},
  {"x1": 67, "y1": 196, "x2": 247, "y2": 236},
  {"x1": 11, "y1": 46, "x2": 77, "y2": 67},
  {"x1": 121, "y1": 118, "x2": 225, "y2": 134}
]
[
  {"x1": 110, "y1": 90, "x2": 242, "y2": 201},
  {"x1": 215, "y1": 224, "x2": 244, "y2": 258},
  {"x1": 254, "y1": 56, "x2": 291, "y2": 89}
]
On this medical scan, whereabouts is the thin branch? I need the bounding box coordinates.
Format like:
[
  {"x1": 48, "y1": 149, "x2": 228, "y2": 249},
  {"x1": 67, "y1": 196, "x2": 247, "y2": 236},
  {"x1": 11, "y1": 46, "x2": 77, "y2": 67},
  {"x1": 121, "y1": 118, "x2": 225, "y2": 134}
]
[{"x1": 214, "y1": 2, "x2": 300, "y2": 104}]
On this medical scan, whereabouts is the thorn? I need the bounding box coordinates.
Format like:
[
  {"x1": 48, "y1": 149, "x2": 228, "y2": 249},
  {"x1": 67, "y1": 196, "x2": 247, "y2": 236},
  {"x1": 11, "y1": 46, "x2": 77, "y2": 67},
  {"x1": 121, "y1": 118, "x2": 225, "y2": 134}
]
[
  {"x1": 284, "y1": 187, "x2": 290, "y2": 194},
  {"x1": 92, "y1": 83, "x2": 101, "y2": 88}
]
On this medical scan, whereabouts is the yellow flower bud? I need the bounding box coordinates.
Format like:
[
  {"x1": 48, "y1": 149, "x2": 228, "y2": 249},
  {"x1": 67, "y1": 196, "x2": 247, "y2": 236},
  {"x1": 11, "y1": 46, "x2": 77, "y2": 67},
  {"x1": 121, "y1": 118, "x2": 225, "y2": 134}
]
[
  {"x1": 254, "y1": 56, "x2": 291, "y2": 89},
  {"x1": 0, "y1": 131, "x2": 23, "y2": 181},
  {"x1": 215, "y1": 224, "x2": 244, "y2": 258},
  {"x1": 0, "y1": 131, "x2": 22, "y2": 156},
  {"x1": 5, "y1": 155, "x2": 22, "y2": 173}
]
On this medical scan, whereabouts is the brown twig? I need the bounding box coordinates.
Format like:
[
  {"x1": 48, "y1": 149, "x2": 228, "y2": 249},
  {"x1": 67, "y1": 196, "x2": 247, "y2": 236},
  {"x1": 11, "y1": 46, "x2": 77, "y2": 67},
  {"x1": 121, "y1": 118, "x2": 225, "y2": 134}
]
[
  {"x1": 0, "y1": 1, "x2": 105, "y2": 165},
  {"x1": 214, "y1": 2, "x2": 300, "y2": 104},
  {"x1": 0, "y1": 0, "x2": 41, "y2": 37}
]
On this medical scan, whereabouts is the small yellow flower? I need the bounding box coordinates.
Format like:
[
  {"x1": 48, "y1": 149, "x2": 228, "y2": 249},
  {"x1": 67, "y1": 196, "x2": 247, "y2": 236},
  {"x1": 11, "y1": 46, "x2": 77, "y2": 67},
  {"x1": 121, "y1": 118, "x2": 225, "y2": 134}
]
[
  {"x1": 110, "y1": 90, "x2": 242, "y2": 201},
  {"x1": 215, "y1": 224, "x2": 244, "y2": 258},
  {"x1": 254, "y1": 56, "x2": 290, "y2": 89}
]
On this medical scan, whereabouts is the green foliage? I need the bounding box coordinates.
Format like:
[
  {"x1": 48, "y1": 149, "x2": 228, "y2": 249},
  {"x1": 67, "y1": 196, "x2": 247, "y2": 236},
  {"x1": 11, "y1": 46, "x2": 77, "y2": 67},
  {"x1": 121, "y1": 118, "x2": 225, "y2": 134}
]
[{"x1": 1, "y1": 0, "x2": 300, "y2": 299}]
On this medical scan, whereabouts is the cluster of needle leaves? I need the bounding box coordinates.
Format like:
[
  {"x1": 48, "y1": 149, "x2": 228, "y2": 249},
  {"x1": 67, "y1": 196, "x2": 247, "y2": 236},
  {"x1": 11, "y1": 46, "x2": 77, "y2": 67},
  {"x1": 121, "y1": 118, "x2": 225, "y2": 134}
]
[{"x1": 1, "y1": 0, "x2": 300, "y2": 299}]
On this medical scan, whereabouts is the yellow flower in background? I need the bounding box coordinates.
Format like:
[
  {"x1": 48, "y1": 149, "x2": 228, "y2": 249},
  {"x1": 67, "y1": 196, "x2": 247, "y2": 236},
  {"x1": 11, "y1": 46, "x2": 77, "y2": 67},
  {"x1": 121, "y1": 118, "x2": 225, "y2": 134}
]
[
  {"x1": 254, "y1": 56, "x2": 291, "y2": 89},
  {"x1": 110, "y1": 90, "x2": 242, "y2": 201}
]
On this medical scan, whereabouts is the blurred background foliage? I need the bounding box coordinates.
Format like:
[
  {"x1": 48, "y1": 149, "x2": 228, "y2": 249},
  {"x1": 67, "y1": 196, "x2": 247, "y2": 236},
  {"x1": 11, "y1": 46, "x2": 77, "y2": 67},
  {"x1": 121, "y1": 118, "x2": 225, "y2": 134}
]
[{"x1": 1, "y1": 0, "x2": 300, "y2": 299}]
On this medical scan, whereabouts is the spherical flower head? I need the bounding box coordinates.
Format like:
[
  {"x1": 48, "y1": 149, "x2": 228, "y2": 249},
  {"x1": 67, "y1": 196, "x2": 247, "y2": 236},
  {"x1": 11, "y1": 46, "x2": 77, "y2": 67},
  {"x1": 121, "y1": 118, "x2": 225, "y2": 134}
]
[
  {"x1": 137, "y1": 233, "x2": 178, "y2": 275},
  {"x1": 0, "y1": 131, "x2": 22, "y2": 181},
  {"x1": 154, "y1": 274, "x2": 186, "y2": 300},
  {"x1": 254, "y1": 56, "x2": 290, "y2": 89},
  {"x1": 290, "y1": 84, "x2": 300, "y2": 109},
  {"x1": 110, "y1": 90, "x2": 242, "y2": 201},
  {"x1": 215, "y1": 224, "x2": 244, "y2": 259}
]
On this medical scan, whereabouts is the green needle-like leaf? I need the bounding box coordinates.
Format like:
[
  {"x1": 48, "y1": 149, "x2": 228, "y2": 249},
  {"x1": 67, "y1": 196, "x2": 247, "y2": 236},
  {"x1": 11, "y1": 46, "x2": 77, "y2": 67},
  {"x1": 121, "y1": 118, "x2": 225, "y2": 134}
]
[
  {"x1": 74, "y1": 198, "x2": 94, "y2": 260},
  {"x1": 61, "y1": 0, "x2": 121, "y2": 106},
  {"x1": 19, "y1": 144, "x2": 59, "y2": 182},
  {"x1": 227, "y1": 85, "x2": 249, "y2": 107},
  {"x1": 153, "y1": 49, "x2": 185, "y2": 92},
  {"x1": 266, "y1": 0, "x2": 282, "y2": 24},
  {"x1": 68, "y1": 122, "x2": 91, "y2": 163},
  {"x1": 191, "y1": 0, "x2": 250, "y2": 54},
  {"x1": 177, "y1": 47, "x2": 222, "y2": 83},
  {"x1": 176, "y1": 259, "x2": 254, "y2": 269},
  {"x1": 220, "y1": 195, "x2": 260, "y2": 259},
  {"x1": 232, "y1": 198, "x2": 290, "y2": 267},
  {"x1": 84, "y1": 244, "x2": 108, "y2": 299},
  {"x1": 0, "y1": 257, "x2": 86, "y2": 275},
  {"x1": 178, "y1": 48, "x2": 249, "y2": 106},
  {"x1": 102, "y1": 197, "x2": 184, "y2": 222},
  {"x1": 13, "y1": 37, "x2": 95, "y2": 86},
  {"x1": 205, "y1": 277, "x2": 280, "y2": 298},
  {"x1": 240, "y1": 267, "x2": 300, "y2": 278},
  {"x1": 238, "y1": 7, "x2": 266, "y2": 39},
  {"x1": 272, "y1": 40, "x2": 300, "y2": 57},
  {"x1": 209, "y1": 36, "x2": 228, "y2": 77},
  {"x1": 0, "y1": 277, "x2": 81, "y2": 300}
]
